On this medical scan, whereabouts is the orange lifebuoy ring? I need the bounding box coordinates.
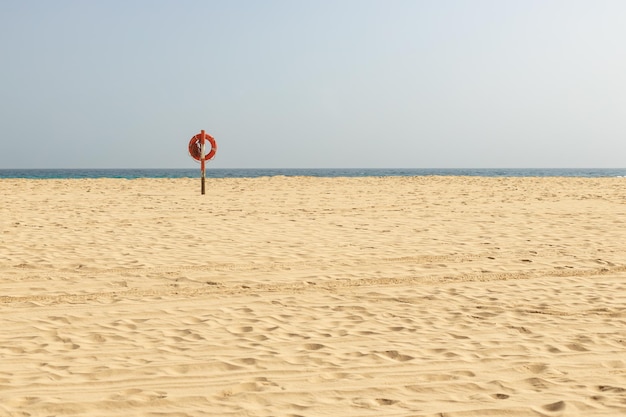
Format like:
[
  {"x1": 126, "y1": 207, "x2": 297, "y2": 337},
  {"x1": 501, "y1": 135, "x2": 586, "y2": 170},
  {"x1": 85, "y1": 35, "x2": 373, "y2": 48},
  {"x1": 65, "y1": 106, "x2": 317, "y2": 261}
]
[{"x1": 188, "y1": 133, "x2": 217, "y2": 161}]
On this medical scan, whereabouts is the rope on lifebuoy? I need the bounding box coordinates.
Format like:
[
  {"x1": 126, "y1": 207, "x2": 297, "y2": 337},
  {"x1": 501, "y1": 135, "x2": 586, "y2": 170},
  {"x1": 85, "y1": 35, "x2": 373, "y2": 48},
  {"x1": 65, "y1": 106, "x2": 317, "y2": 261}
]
[{"x1": 188, "y1": 133, "x2": 217, "y2": 161}]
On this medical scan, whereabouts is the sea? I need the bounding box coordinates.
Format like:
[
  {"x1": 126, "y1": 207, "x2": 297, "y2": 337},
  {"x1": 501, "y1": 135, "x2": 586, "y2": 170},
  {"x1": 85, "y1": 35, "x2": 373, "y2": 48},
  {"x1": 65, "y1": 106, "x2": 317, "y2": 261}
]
[{"x1": 0, "y1": 168, "x2": 625, "y2": 179}]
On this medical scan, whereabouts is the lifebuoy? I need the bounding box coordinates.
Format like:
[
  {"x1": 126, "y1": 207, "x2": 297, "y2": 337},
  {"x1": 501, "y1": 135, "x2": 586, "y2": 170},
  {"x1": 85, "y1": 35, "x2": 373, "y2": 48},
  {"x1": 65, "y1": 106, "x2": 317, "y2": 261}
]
[{"x1": 188, "y1": 133, "x2": 217, "y2": 161}]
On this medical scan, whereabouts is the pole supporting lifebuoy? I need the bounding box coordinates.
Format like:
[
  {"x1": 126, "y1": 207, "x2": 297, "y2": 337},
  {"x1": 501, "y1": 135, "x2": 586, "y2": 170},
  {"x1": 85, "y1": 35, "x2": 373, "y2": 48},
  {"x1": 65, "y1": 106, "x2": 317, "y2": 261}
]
[{"x1": 188, "y1": 130, "x2": 217, "y2": 195}]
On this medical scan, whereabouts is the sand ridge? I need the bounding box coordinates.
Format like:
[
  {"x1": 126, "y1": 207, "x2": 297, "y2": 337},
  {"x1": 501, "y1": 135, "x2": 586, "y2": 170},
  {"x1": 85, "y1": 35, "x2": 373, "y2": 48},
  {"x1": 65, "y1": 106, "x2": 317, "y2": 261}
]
[{"x1": 1, "y1": 176, "x2": 625, "y2": 416}]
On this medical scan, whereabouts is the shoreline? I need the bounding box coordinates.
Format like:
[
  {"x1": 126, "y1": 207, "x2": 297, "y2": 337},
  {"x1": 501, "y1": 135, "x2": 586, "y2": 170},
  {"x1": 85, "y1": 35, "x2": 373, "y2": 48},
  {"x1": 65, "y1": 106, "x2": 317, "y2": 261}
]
[{"x1": 2, "y1": 167, "x2": 626, "y2": 180}]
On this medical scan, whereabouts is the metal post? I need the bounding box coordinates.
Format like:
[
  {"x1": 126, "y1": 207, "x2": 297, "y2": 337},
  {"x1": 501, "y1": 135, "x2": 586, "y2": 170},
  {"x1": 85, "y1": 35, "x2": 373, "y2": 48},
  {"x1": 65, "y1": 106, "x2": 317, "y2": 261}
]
[{"x1": 200, "y1": 130, "x2": 206, "y2": 195}]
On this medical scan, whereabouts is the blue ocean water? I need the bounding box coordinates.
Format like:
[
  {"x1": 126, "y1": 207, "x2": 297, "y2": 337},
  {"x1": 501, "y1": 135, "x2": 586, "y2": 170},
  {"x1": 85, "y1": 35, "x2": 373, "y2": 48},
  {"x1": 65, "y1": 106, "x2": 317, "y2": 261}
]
[{"x1": 0, "y1": 168, "x2": 625, "y2": 179}]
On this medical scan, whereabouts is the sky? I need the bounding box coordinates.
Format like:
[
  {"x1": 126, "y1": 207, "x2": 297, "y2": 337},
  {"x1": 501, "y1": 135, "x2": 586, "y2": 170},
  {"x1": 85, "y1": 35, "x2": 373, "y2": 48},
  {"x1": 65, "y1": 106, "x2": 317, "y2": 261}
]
[{"x1": 1, "y1": 0, "x2": 625, "y2": 169}]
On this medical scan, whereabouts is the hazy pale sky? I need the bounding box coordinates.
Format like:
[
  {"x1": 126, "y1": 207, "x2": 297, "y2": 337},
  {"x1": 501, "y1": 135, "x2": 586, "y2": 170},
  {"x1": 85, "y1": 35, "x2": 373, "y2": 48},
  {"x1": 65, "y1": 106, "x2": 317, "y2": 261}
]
[{"x1": 1, "y1": 0, "x2": 625, "y2": 169}]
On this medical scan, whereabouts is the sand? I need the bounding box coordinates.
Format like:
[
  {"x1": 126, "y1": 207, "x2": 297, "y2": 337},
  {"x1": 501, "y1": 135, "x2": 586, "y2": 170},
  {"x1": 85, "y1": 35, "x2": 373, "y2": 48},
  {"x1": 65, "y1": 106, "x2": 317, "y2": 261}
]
[{"x1": 1, "y1": 176, "x2": 625, "y2": 416}]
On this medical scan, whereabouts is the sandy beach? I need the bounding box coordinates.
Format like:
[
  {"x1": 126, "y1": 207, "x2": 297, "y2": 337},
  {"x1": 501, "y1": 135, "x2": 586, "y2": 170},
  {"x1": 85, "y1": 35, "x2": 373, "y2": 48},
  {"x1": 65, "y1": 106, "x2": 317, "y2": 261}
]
[{"x1": 1, "y1": 176, "x2": 625, "y2": 416}]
